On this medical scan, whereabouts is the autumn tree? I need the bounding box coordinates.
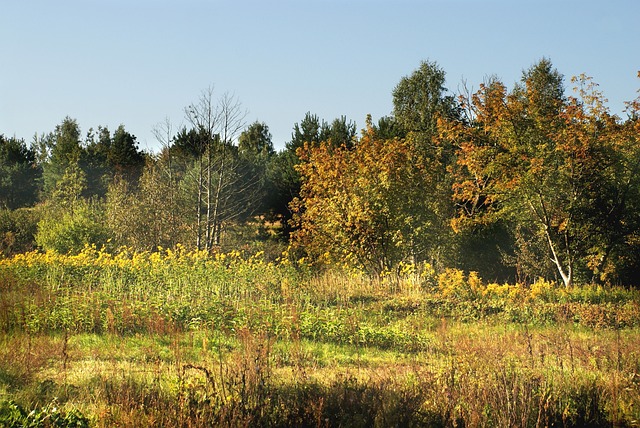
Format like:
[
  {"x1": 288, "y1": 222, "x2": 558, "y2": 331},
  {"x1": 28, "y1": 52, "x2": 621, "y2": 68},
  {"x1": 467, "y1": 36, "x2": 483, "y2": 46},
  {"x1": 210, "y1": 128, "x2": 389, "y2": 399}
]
[
  {"x1": 581, "y1": 72, "x2": 640, "y2": 284},
  {"x1": 292, "y1": 121, "x2": 444, "y2": 275},
  {"x1": 441, "y1": 77, "x2": 518, "y2": 280},
  {"x1": 446, "y1": 59, "x2": 638, "y2": 286},
  {"x1": 273, "y1": 112, "x2": 331, "y2": 218},
  {"x1": 271, "y1": 112, "x2": 357, "y2": 235}
]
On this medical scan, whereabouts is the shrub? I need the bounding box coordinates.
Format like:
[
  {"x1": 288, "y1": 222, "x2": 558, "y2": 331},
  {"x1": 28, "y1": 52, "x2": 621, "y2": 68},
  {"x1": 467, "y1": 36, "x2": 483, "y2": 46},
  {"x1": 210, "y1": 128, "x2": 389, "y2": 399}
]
[
  {"x1": 35, "y1": 200, "x2": 110, "y2": 254},
  {"x1": 0, "y1": 208, "x2": 40, "y2": 257}
]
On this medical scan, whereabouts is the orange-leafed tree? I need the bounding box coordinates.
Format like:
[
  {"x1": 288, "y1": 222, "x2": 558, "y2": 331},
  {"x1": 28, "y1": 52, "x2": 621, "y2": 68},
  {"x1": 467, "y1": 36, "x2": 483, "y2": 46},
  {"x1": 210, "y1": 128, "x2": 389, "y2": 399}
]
[
  {"x1": 447, "y1": 59, "x2": 639, "y2": 286},
  {"x1": 291, "y1": 120, "x2": 446, "y2": 275}
]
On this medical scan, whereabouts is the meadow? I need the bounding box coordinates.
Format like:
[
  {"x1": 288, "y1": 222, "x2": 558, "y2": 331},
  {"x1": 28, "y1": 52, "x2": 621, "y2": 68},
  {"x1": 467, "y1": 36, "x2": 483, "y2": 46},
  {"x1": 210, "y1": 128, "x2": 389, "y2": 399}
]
[{"x1": 1, "y1": 246, "x2": 639, "y2": 427}]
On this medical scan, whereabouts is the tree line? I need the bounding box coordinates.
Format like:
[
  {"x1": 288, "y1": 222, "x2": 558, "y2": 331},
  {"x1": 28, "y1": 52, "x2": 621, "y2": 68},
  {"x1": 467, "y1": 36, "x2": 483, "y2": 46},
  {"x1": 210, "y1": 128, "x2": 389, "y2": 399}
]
[{"x1": 2, "y1": 59, "x2": 639, "y2": 286}]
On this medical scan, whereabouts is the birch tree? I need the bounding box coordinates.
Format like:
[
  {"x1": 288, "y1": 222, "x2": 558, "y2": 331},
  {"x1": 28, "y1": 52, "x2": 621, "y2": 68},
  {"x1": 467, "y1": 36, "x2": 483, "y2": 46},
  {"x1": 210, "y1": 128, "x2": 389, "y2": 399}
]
[
  {"x1": 184, "y1": 87, "x2": 250, "y2": 251},
  {"x1": 446, "y1": 59, "x2": 631, "y2": 287}
]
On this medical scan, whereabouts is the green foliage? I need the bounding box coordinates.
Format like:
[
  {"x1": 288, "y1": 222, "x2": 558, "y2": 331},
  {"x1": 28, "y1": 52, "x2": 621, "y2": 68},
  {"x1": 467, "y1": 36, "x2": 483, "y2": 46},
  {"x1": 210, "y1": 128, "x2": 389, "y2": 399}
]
[
  {"x1": 35, "y1": 200, "x2": 110, "y2": 254},
  {"x1": 370, "y1": 115, "x2": 406, "y2": 140},
  {"x1": 82, "y1": 125, "x2": 146, "y2": 198},
  {"x1": 107, "y1": 125, "x2": 146, "y2": 183},
  {"x1": 0, "y1": 208, "x2": 40, "y2": 257},
  {"x1": 50, "y1": 163, "x2": 86, "y2": 209},
  {"x1": 42, "y1": 117, "x2": 83, "y2": 198},
  {"x1": 105, "y1": 167, "x2": 191, "y2": 252},
  {"x1": 286, "y1": 112, "x2": 330, "y2": 153},
  {"x1": 237, "y1": 121, "x2": 276, "y2": 218},
  {"x1": 0, "y1": 135, "x2": 40, "y2": 209},
  {"x1": 1, "y1": 251, "x2": 640, "y2": 426},
  {"x1": 446, "y1": 59, "x2": 640, "y2": 286},
  {"x1": 326, "y1": 115, "x2": 357, "y2": 149},
  {"x1": 238, "y1": 121, "x2": 274, "y2": 159},
  {"x1": 2, "y1": 61, "x2": 640, "y2": 286},
  {"x1": 392, "y1": 59, "x2": 459, "y2": 136},
  {"x1": 0, "y1": 400, "x2": 89, "y2": 428}
]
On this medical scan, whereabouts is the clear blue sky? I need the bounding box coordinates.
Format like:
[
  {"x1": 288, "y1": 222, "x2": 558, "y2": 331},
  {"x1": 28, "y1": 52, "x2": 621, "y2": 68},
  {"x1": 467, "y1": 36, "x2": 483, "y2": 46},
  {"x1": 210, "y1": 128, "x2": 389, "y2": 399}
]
[{"x1": 2, "y1": 0, "x2": 638, "y2": 152}]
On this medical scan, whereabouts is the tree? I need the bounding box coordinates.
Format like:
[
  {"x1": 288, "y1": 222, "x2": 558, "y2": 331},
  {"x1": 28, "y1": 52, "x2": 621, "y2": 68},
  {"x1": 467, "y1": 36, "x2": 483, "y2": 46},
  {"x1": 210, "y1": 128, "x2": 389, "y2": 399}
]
[
  {"x1": 292, "y1": 122, "x2": 444, "y2": 275},
  {"x1": 0, "y1": 135, "x2": 40, "y2": 209},
  {"x1": 82, "y1": 125, "x2": 146, "y2": 197},
  {"x1": 105, "y1": 157, "x2": 192, "y2": 251},
  {"x1": 279, "y1": 112, "x2": 332, "y2": 211},
  {"x1": 267, "y1": 149, "x2": 301, "y2": 228},
  {"x1": 326, "y1": 116, "x2": 357, "y2": 149},
  {"x1": 272, "y1": 112, "x2": 359, "y2": 234},
  {"x1": 392, "y1": 60, "x2": 459, "y2": 137},
  {"x1": 371, "y1": 115, "x2": 406, "y2": 140},
  {"x1": 107, "y1": 125, "x2": 146, "y2": 184},
  {"x1": 443, "y1": 77, "x2": 519, "y2": 280},
  {"x1": 51, "y1": 162, "x2": 87, "y2": 210},
  {"x1": 238, "y1": 121, "x2": 275, "y2": 216},
  {"x1": 183, "y1": 87, "x2": 259, "y2": 250},
  {"x1": 42, "y1": 117, "x2": 83, "y2": 197},
  {"x1": 0, "y1": 207, "x2": 40, "y2": 256},
  {"x1": 238, "y1": 121, "x2": 274, "y2": 158},
  {"x1": 391, "y1": 60, "x2": 461, "y2": 268},
  {"x1": 577, "y1": 72, "x2": 640, "y2": 285},
  {"x1": 150, "y1": 117, "x2": 182, "y2": 245},
  {"x1": 286, "y1": 112, "x2": 330, "y2": 153},
  {"x1": 446, "y1": 59, "x2": 634, "y2": 287},
  {"x1": 81, "y1": 126, "x2": 111, "y2": 198},
  {"x1": 35, "y1": 198, "x2": 109, "y2": 254}
]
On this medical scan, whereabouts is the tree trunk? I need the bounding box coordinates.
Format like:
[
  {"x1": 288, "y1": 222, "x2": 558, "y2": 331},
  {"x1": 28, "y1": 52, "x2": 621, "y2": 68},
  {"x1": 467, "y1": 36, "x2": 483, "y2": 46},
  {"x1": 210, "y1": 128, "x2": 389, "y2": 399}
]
[
  {"x1": 543, "y1": 226, "x2": 572, "y2": 288},
  {"x1": 196, "y1": 155, "x2": 204, "y2": 250}
]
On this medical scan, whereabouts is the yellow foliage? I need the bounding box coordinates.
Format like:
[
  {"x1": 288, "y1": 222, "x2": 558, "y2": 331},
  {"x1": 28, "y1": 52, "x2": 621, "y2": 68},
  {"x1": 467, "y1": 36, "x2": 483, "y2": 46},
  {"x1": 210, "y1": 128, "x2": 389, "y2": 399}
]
[
  {"x1": 528, "y1": 278, "x2": 558, "y2": 301},
  {"x1": 0, "y1": 244, "x2": 296, "y2": 275},
  {"x1": 483, "y1": 282, "x2": 521, "y2": 300},
  {"x1": 437, "y1": 268, "x2": 477, "y2": 298}
]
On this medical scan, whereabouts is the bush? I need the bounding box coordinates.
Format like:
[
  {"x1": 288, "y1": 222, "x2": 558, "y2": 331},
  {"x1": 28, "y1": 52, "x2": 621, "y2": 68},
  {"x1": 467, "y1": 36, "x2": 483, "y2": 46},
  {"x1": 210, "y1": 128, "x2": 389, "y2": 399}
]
[
  {"x1": 35, "y1": 200, "x2": 110, "y2": 254},
  {"x1": 0, "y1": 208, "x2": 40, "y2": 257}
]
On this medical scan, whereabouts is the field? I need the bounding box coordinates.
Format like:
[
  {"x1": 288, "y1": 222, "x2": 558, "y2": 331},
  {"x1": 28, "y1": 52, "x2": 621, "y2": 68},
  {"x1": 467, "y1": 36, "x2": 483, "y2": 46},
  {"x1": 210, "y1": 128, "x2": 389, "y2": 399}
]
[{"x1": 1, "y1": 247, "x2": 639, "y2": 427}]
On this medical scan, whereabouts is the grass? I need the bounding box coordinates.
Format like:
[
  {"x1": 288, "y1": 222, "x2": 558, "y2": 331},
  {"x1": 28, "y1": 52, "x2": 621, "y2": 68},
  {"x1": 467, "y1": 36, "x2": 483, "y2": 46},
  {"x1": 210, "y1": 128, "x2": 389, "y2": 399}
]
[{"x1": 1, "y1": 247, "x2": 639, "y2": 426}]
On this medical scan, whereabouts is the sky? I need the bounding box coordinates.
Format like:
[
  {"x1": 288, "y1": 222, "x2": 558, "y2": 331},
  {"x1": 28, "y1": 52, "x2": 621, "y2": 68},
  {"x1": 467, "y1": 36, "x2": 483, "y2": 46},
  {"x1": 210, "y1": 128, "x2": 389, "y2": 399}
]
[{"x1": 2, "y1": 0, "x2": 639, "y2": 152}]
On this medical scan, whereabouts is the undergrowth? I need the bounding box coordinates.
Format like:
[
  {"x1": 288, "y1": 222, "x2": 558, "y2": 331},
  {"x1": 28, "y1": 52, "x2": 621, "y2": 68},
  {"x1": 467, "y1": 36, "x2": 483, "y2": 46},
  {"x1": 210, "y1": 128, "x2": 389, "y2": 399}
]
[{"x1": 0, "y1": 247, "x2": 639, "y2": 426}]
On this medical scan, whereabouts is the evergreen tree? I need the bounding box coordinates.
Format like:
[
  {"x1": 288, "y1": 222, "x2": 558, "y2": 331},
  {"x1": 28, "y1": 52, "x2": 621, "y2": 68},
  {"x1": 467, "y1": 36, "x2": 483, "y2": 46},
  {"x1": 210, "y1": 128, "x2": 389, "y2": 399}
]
[
  {"x1": 0, "y1": 135, "x2": 41, "y2": 209},
  {"x1": 42, "y1": 117, "x2": 82, "y2": 197}
]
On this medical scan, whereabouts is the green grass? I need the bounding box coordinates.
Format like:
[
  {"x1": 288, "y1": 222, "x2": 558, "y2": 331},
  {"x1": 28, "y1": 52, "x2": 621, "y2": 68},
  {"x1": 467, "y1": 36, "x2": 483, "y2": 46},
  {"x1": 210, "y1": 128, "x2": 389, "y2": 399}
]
[{"x1": 1, "y1": 249, "x2": 639, "y2": 426}]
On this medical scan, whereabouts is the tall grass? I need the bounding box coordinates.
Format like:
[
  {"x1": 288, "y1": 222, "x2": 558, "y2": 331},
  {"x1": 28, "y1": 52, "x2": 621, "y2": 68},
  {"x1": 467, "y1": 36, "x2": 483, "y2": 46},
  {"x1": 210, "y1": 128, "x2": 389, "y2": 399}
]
[{"x1": 1, "y1": 247, "x2": 639, "y2": 426}]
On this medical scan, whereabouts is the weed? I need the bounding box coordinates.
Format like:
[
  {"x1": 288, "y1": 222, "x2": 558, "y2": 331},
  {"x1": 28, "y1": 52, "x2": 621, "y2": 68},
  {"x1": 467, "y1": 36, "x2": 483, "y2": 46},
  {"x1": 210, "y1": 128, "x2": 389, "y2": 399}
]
[{"x1": 0, "y1": 248, "x2": 638, "y2": 426}]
